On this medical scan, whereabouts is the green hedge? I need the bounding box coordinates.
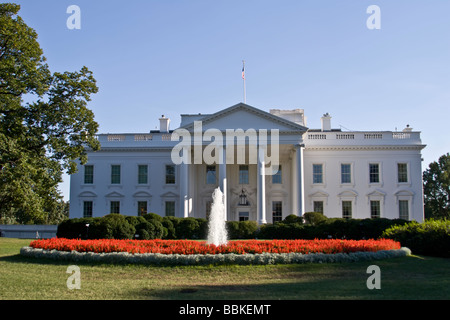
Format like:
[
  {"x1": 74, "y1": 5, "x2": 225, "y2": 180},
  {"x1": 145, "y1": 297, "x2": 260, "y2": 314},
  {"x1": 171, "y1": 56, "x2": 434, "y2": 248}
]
[
  {"x1": 57, "y1": 213, "x2": 410, "y2": 242},
  {"x1": 259, "y1": 214, "x2": 409, "y2": 240},
  {"x1": 381, "y1": 219, "x2": 450, "y2": 258}
]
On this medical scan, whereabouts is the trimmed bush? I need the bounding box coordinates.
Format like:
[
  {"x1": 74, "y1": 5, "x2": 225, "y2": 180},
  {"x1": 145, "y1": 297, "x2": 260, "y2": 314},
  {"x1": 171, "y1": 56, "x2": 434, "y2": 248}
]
[
  {"x1": 382, "y1": 219, "x2": 450, "y2": 258},
  {"x1": 303, "y1": 212, "x2": 327, "y2": 226},
  {"x1": 102, "y1": 214, "x2": 136, "y2": 239},
  {"x1": 227, "y1": 221, "x2": 258, "y2": 239}
]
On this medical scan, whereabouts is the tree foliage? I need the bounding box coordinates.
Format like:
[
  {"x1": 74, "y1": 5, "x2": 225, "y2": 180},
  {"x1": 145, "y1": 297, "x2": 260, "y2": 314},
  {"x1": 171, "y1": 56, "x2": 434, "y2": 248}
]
[
  {"x1": 0, "y1": 4, "x2": 99, "y2": 223},
  {"x1": 423, "y1": 153, "x2": 450, "y2": 219}
]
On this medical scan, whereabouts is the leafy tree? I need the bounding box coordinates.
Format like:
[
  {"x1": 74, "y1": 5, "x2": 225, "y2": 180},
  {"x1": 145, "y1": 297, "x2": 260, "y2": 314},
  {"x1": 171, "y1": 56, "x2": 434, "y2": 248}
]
[
  {"x1": 0, "y1": 4, "x2": 99, "y2": 223},
  {"x1": 423, "y1": 153, "x2": 450, "y2": 219}
]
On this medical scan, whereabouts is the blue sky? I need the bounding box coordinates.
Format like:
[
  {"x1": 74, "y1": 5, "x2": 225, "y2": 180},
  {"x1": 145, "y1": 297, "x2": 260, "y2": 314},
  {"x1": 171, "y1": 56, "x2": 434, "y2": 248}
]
[{"x1": 10, "y1": 0, "x2": 450, "y2": 200}]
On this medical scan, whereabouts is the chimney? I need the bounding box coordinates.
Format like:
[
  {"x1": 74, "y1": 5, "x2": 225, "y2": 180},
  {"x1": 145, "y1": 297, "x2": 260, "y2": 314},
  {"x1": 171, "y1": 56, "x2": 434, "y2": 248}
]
[
  {"x1": 321, "y1": 113, "x2": 332, "y2": 132},
  {"x1": 159, "y1": 115, "x2": 170, "y2": 133}
]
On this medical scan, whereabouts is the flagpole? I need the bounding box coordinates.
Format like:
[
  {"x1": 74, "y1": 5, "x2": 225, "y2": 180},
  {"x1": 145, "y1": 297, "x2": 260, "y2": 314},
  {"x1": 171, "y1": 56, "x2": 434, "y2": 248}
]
[{"x1": 242, "y1": 60, "x2": 246, "y2": 104}]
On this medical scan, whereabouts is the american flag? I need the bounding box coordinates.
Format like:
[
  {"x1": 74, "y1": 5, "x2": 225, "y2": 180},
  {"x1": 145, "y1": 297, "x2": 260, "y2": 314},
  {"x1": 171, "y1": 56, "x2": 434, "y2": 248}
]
[{"x1": 242, "y1": 63, "x2": 245, "y2": 80}]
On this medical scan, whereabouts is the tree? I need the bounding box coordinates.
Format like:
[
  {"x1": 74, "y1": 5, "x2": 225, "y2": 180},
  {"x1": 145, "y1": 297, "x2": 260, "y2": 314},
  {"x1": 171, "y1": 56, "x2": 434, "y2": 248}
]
[
  {"x1": 0, "y1": 4, "x2": 99, "y2": 223},
  {"x1": 423, "y1": 153, "x2": 450, "y2": 219}
]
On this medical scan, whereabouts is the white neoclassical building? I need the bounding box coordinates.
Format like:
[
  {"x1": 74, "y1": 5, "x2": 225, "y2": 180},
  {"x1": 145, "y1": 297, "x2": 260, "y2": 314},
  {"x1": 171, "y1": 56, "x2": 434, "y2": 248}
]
[{"x1": 69, "y1": 103, "x2": 426, "y2": 223}]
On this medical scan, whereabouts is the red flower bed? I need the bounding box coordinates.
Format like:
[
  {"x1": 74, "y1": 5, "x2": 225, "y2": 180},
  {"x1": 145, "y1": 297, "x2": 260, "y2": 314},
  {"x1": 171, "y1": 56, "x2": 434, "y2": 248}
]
[{"x1": 29, "y1": 238, "x2": 401, "y2": 255}]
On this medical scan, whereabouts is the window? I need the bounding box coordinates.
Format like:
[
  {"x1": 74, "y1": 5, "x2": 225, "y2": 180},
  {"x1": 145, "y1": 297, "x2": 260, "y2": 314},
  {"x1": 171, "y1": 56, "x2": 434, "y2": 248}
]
[
  {"x1": 313, "y1": 164, "x2": 323, "y2": 184},
  {"x1": 239, "y1": 165, "x2": 249, "y2": 184},
  {"x1": 239, "y1": 211, "x2": 249, "y2": 222},
  {"x1": 111, "y1": 165, "x2": 121, "y2": 184},
  {"x1": 369, "y1": 163, "x2": 380, "y2": 183},
  {"x1": 398, "y1": 163, "x2": 408, "y2": 183},
  {"x1": 342, "y1": 201, "x2": 352, "y2": 219},
  {"x1": 138, "y1": 165, "x2": 148, "y2": 184},
  {"x1": 399, "y1": 200, "x2": 409, "y2": 220},
  {"x1": 272, "y1": 165, "x2": 282, "y2": 184},
  {"x1": 110, "y1": 201, "x2": 120, "y2": 214},
  {"x1": 165, "y1": 165, "x2": 175, "y2": 184},
  {"x1": 313, "y1": 201, "x2": 324, "y2": 214},
  {"x1": 341, "y1": 164, "x2": 351, "y2": 184},
  {"x1": 370, "y1": 200, "x2": 381, "y2": 218},
  {"x1": 206, "y1": 165, "x2": 216, "y2": 185},
  {"x1": 84, "y1": 165, "x2": 94, "y2": 184},
  {"x1": 272, "y1": 201, "x2": 282, "y2": 223},
  {"x1": 137, "y1": 201, "x2": 147, "y2": 216},
  {"x1": 165, "y1": 201, "x2": 175, "y2": 217},
  {"x1": 83, "y1": 201, "x2": 93, "y2": 218}
]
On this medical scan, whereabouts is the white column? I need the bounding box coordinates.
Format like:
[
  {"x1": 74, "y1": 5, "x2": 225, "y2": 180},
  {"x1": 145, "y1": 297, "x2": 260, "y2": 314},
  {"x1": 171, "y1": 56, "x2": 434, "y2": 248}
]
[
  {"x1": 257, "y1": 146, "x2": 267, "y2": 224},
  {"x1": 218, "y1": 146, "x2": 227, "y2": 221},
  {"x1": 180, "y1": 162, "x2": 189, "y2": 218},
  {"x1": 294, "y1": 144, "x2": 305, "y2": 216}
]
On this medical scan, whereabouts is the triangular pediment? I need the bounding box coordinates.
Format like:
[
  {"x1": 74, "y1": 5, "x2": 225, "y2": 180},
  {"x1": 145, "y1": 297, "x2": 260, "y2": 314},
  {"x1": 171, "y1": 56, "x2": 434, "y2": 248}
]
[
  {"x1": 181, "y1": 103, "x2": 308, "y2": 133},
  {"x1": 105, "y1": 191, "x2": 124, "y2": 198}
]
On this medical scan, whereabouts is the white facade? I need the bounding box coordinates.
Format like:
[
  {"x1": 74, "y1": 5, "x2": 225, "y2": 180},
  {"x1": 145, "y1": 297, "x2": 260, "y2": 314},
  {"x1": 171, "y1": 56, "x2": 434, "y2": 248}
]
[{"x1": 69, "y1": 103, "x2": 426, "y2": 222}]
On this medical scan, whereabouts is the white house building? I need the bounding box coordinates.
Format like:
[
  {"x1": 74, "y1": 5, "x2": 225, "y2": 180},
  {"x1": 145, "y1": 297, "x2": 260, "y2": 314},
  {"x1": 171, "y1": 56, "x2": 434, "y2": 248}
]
[{"x1": 69, "y1": 103, "x2": 426, "y2": 223}]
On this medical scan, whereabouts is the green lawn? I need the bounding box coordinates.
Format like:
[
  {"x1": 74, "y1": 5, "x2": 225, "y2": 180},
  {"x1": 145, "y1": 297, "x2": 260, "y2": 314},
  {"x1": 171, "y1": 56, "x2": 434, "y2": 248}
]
[{"x1": 1, "y1": 238, "x2": 449, "y2": 300}]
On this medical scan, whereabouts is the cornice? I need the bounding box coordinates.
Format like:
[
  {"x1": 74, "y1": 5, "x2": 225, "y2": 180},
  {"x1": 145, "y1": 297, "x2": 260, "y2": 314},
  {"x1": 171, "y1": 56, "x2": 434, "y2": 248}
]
[{"x1": 304, "y1": 144, "x2": 427, "y2": 151}]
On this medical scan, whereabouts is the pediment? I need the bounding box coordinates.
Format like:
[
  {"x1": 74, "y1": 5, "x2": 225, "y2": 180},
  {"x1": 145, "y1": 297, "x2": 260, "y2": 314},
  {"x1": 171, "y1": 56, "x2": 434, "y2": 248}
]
[
  {"x1": 133, "y1": 191, "x2": 152, "y2": 198},
  {"x1": 78, "y1": 191, "x2": 97, "y2": 198},
  {"x1": 395, "y1": 189, "x2": 415, "y2": 197},
  {"x1": 338, "y1": 190, "x2": 358, "y2": 198},
  {"x1": 309, "y1": 190, "x2": 329, "y2": 198},
  {"x1": 160, "y1": 191, "x2": 178, "y2": 198},
  {"x1": 366, "y1": 190, "x2": 386, "y2": 197},
  {"x1": 181, "y1": 103, "x2": 308, "y2": 133},
  {"x1": 105, "y1": 191, "x2": 124, "y2": 198}
]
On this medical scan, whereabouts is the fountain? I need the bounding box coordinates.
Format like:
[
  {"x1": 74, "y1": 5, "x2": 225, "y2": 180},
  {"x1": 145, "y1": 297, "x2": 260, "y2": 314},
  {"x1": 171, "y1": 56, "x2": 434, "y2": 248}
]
[{"x1": 206, "y1": 187, "x2": 228, "y2": 246}]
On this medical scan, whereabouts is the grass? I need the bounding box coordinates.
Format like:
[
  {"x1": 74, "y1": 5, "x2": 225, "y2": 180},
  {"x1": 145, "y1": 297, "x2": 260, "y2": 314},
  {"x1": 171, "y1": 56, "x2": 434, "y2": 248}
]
[{"x1": 1, "y1": 238, "x2": 449, "y2": 300}]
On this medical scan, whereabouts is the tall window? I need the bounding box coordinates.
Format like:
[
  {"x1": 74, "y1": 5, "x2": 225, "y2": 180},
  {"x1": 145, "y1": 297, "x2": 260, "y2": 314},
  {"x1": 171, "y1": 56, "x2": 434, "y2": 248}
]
[
  {"x1": 137, "y1": 201, "x2": 147, "y2": 216},
  {"x1": 398, "y1": 163, "x2": 408, "y2": 183},
  {"x1": 369, "y1": 163, "x2": 380, "y2": 183},
  {"x1": 313, "y1": 164, "x2": 323, "y2": 184},
  {"x1": 272, "y1": 165, "x2": 282, "y2": 184},
  {"x1": 272, "y1": 201, "x2": 282, "y2": 223},
  {"x1": 110, "y1": 201, "x2": 120, "y2": 214},
  {"x1": 399, "y1": 200, "x2": 409, "y2": 220},
  {"x1": 206, "y1": 165, "x2": 216, "y2": 184},
  {"x1": 165, "y1": 165, "x2": 175, "y2": 184},
  {"x1": 341, "y1": 164, "x2": 351, "y2": 184},
  {"x1": 370, "y1": 200, "x2": 381, "y2": 218},
  {"x1": 83, "y1": 201, "x2": 93, "y2": 218},
  {"x1": 84, "y1": 165, "x2": 94, "y2": 184},
  {"x1": 313, "y1": 201, "x2": 324, "y2": 214},
  {"x1": 342, "y1": 201, "x2": 352, "y2": 219},
  {"x1": 239, "y1": 165, "x2": 249, "y2": 184},
  {"x1": 165, "y1": 201, "x2": 175, "y2": 217},
  {"x1": 138, "y1": 165, "x2": 148, "y2": 184},
  {"x1": 111, "y1": 165, "x2": 121, "y2": 184}
]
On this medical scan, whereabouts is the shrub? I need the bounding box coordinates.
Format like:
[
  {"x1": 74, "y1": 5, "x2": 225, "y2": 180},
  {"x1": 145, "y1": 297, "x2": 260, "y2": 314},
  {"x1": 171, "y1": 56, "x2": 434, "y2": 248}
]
[
  {"x1": 382, "y1": 219, "x2": 450, "y2": 258},
  {"x1": 176, "y1": 217, "x2": 201, "y2": 239},
  {"x1": 303, "y1": 212, "x2": 327, "y2": 226},
  {"x1": 283, "y1": 214, "x2": 304, "y2": 224},
  {"x1": 102, "y1": 214, "x2": 136, "y2": 239},
  {"x1": 162, "y1": 217, "x2": 177, "y2": 239},
  {"x1": 227, "y1": 221, "x2": 258, "y2": 239},
  {"x1": 135, "y1": 220, "x2": 165, "y2": 240}
]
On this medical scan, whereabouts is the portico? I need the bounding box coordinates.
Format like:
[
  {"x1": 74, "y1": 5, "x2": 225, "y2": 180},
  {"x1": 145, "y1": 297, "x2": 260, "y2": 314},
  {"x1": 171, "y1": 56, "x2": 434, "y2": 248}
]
[{"x1": 176, "y1": 103, "x2": 308, "y2": 224}]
